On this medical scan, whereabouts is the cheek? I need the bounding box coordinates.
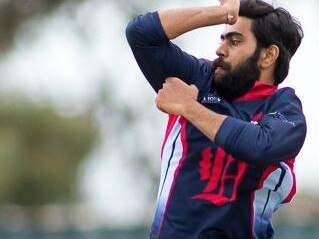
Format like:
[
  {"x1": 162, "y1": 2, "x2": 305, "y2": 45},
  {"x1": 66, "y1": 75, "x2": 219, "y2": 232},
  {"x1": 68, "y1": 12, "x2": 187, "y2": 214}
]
[
  {"x1": 230, "y1": 52, "x2": 254, "y2": 69},
  {"x1": 225, "y1": 54, "x2": 242, "y2": 70}
]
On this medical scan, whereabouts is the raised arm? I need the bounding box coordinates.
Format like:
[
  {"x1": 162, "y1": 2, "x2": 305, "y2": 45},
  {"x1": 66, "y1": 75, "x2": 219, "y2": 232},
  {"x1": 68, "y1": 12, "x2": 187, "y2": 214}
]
[
  {"x1": 126, "y1": 0, "x2": 239, "y2": 93},
  {"x1": 159, "y1": 0, "x2": 239, "y2": 39}
]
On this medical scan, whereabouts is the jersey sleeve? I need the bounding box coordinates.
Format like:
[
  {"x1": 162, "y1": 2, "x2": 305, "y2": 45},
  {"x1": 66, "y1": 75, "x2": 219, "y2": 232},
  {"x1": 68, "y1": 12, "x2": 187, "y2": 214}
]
[
  {"x1": 125, "y1": 11, "x2": 212, "y2": 93},
  {"x1": 215, "y1": 88, "x2": 307, "y2": 168}
]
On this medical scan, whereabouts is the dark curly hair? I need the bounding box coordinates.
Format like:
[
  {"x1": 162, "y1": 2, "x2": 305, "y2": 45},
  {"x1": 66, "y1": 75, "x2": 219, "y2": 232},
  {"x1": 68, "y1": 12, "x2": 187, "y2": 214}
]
[{"x1": 239, "y1": 0, "x2": 303, "y2": 85}]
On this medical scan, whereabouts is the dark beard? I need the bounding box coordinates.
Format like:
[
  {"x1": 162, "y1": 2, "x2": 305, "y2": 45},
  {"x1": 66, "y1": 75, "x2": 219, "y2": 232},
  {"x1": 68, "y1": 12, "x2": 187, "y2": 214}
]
[{"x1": 212, "y1": 47, "x2": 262, "y2": 102}]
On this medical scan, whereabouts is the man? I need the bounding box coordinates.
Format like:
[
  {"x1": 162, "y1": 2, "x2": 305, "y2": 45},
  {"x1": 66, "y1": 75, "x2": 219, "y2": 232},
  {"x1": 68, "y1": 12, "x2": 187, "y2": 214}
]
[{"x1": 126, "y1": 0, "x2": 306, "y2": 238}]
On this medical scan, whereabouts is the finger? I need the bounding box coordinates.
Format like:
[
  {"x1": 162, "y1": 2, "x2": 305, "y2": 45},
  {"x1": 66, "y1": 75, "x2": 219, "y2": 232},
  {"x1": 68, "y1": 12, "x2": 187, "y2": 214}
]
[
  {"x1": 165, "y1": 77, "x2": 181, "y2": 84},
  {"x1": 165, "y1": 77, "x2": 175, "y2": 83},
  {"x1": 161, "y1": 83, "x2": 167, "y2": 89},
  {"x1": 155, "y1": 99, "x2": 168, "y2": 114},
  {"x1": 155, "y1": 96, "x2": 161, "y2": 109},
  {"x1": 190, "y1": 84, "x2": 198, "y2": 90},
  {"x1": 162, "y1": 81, "x2": 173, "y2": 91},
  {"x1": 190, "y1": 84, "x2": 199, "y2": 93}
]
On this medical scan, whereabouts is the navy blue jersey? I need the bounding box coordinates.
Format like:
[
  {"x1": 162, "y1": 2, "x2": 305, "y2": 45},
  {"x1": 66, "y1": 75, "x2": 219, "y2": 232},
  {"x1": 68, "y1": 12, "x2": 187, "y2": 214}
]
[{"x1": 126, "y1": 12, "x2": 307, "y2": 239}]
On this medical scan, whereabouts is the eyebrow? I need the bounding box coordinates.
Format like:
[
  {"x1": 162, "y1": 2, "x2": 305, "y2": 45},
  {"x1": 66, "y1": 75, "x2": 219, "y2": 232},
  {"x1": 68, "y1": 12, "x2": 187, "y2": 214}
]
[{"x1": 220, "y1": 32, "x2": 245, "y2": 40}]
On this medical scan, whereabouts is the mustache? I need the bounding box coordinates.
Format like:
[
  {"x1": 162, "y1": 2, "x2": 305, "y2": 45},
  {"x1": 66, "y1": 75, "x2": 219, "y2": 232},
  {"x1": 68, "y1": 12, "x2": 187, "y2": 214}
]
[{"x1": 212, "y1": 58, "x2": 231, "y2": 71}]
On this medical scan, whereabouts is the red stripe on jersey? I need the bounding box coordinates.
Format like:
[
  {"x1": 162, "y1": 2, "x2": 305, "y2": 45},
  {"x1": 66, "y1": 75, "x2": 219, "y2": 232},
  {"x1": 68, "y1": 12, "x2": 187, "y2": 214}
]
[
  {"x1": 257, "y1": 164, "x2": 280, "y2": 188},
  {"x1": 250, "y1": 163, "x2": 280, "y2": 239},
  {"x1": 157, "y1": 117, "x2": 188, "y2": 239},
  {"x1": 161, "y1": 114, "x2": 179, "y2": 158},
  {"x1": 282, "y1": 158, "x2": 296, "y2": 203}
]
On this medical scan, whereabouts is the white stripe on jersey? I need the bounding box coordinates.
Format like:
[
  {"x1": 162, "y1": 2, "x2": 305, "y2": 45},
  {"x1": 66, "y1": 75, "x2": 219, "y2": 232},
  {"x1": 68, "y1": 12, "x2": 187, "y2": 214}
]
[
  {"x1": 252, "y1": 162, "x2": 294, "y2": 239},
  {"x1": 151, "y1": 116, "x2": 186, "y2": 236}
]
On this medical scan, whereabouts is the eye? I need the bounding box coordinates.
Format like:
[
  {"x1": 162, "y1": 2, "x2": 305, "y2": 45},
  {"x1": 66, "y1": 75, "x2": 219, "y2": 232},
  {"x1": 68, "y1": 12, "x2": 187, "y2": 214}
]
[{"x1": 230, "y1": 38, "x2": 240, "y2": 46}]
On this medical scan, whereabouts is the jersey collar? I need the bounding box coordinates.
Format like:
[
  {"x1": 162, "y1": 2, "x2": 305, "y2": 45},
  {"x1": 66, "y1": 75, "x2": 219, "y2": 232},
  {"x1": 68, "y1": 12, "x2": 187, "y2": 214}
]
[{"x1": 234, "y1": 81, "x2": 278, "y2": 102}]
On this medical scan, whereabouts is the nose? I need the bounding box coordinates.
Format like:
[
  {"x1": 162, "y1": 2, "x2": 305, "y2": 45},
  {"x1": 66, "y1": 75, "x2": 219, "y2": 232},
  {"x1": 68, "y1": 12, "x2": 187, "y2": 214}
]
[{"x1": 215, "y1": 41, "x2": 228, "y2": 58}]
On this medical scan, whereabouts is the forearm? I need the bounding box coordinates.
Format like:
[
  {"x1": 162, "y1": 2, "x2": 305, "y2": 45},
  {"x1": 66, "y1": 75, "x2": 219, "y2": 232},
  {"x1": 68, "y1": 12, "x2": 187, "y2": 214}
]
[
  {"x1": 183, "y1": 100, "x2": 306, "y2": 167},
  {"x1": 182, "y1": 101, "x2": 227, "y2": 141},
  {"x1": 158, "y1": 6, "x2": 228, "y2": 39}
]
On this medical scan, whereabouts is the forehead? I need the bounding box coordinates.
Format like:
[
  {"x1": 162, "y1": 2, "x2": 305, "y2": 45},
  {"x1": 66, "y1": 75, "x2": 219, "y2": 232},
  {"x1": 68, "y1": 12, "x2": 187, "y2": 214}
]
[{"x1": 222, "y1": 17, "x2": 256, "y2": 41}]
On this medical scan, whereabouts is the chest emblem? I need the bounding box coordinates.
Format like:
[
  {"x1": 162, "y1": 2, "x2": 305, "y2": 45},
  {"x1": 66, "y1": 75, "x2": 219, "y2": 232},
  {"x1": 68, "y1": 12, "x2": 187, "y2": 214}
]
[
  {"x1": 201, "y1": 93, "x2": 221, "y2": 104},
  {"x1": 192, "y1": 147, "x2": 248, "y2": 206}
]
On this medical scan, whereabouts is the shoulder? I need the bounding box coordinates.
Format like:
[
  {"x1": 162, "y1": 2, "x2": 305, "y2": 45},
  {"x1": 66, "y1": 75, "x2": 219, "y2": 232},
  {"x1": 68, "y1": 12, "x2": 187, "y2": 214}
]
[
  {"x1": 275, "y1": 87, "x2": 296, "y2": 95},
  {"x1": 271, "y1": 87, "x2": 302, "y2": 105},
  {"x1": 266, "y1": 87, "x2": 305, "y2": 116}
]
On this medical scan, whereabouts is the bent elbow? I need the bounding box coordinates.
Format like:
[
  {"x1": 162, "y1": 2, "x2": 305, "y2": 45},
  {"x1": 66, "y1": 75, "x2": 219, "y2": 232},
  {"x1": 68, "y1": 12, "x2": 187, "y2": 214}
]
[
  {"x1": 240, "y1": 140, "x2": 300, "y2": 168},
  {"x1": 125, "y1": 20, "x2": 138, "y2": 46},
  {"x1": 241, "y1": 144, "x2": 274, "y2": 168}
]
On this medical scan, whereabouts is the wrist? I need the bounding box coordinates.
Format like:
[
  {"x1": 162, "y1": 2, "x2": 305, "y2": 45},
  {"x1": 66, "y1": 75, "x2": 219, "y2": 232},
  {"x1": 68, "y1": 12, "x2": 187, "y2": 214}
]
[
  {"x1": 221, "y1": 6, "x2": 229, "y2": 24},
  {"x1": 220, "y1": 5, "x2": 237, "y2": 25},
  {"x1": 181, "y1": 99, "x2": 199, "y2": 119}
]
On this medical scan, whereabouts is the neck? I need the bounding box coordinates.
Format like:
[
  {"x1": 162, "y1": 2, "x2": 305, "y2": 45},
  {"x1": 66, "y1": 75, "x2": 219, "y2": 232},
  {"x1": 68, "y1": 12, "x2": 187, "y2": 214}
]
[{"x1": 258, "y1": 67, "x2": 275, "y2": 85}]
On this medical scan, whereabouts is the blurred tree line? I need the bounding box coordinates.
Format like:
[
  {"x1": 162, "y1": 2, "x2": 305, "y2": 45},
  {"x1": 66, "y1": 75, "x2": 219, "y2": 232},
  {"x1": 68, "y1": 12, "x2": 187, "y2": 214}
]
[
  {"x1": 0, "y1": 0, "x2": 153, "y2": 53},
  {"x1": 0, "y1": 96, "x2": 98, "y2": 206},
  {"x1": 0, "y1": 0, "x2": 100, "y2": 208},
  {"x1": 0, "y1": 0, "x2": 158, "y2": 212}
]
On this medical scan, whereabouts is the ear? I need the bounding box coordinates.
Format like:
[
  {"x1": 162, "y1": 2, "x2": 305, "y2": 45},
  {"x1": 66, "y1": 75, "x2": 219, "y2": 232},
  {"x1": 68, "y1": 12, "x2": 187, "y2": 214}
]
[{"x1": 259, "y1": 45, "x2": 280, "y2": 69}]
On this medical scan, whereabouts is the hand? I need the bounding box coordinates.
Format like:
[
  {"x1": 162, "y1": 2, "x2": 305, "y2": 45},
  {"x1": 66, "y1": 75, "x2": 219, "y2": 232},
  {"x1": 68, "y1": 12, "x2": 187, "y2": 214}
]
[
  {"x1": 156, "y1": 77, "x2": 199, "y2": 116},
  {"x1": 219, "y1": 0, "x2": 240, "y2": 25}
]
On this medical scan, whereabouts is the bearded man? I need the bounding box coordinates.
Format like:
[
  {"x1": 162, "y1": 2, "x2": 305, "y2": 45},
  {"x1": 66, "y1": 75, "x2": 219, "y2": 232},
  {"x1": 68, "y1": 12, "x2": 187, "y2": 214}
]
[{"x1": 126, "y1": 0, "x2": 306, "y2": 238}]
